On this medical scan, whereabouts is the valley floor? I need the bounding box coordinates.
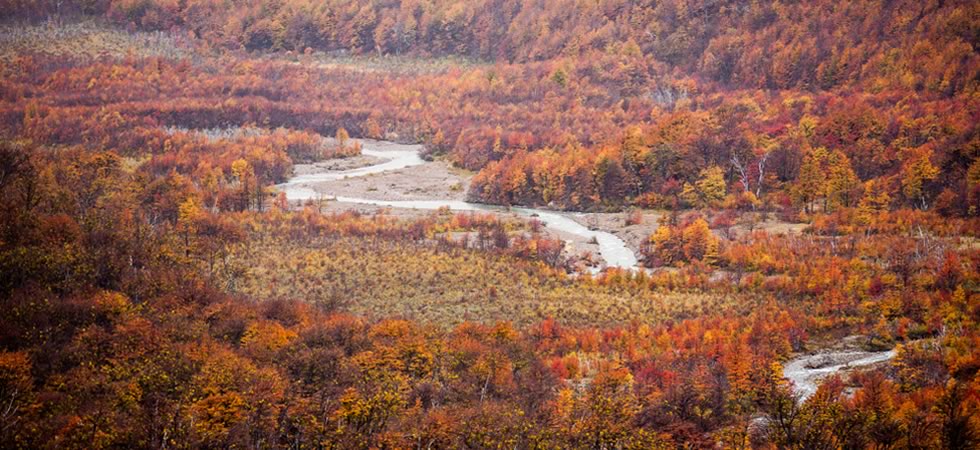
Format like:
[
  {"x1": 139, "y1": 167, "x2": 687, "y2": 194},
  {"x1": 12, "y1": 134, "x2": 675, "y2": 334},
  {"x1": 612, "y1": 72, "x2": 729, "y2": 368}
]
[{"x1": 287, "y1": 141, "x2": 808, "y2": 269}]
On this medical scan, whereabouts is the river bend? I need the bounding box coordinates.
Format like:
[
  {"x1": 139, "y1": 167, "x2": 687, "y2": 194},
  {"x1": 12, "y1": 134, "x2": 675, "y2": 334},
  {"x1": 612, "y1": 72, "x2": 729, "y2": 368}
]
[{"x1": 276, "y1": 140, "x2": 639, "y2": 270}]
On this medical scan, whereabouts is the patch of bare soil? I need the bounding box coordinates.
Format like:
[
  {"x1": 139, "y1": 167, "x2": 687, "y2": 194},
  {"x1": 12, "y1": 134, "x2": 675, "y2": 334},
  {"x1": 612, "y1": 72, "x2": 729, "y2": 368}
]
[
  {"x1": 737, "y1": 219, "x2": 809, "y2": 236},
  {"x1": 573, "y1": 211, "x2": 665, "y2": 259},
  {"x1": 303, "y1": 159, "x2": 469, "y2": 202}
]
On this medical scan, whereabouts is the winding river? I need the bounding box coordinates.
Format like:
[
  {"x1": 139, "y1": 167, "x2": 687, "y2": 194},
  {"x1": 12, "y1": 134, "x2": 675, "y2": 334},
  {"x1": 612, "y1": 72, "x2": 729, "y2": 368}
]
[
  {"x1": 280, "y1": 140, "x2": 903, "y2": 397},
  {"x1": 275, "y1": 140, "x2": 640, "y2": 270}
]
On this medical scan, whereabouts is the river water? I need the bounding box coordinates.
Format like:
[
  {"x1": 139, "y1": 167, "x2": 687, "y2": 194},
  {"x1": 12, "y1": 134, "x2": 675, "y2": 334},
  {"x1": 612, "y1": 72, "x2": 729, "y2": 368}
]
[{"x1": 275, "y1": 140, "x2": 640, "y2": 270}]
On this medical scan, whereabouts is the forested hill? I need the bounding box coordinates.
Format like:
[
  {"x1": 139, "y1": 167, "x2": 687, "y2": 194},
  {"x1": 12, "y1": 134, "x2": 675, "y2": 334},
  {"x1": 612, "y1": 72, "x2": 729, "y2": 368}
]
[
  {"x1": 2, "y1": 2, "x2": 977, "y2": 215},
  {"x1": 7, "y1": 0, "x2": 977, "y2": 92}
]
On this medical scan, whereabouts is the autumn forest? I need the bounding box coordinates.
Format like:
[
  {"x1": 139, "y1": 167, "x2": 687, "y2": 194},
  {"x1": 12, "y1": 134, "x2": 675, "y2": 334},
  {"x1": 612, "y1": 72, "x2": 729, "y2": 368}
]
[{"x1": 1, "y1": 0, "x2": 979, "y2": 448}]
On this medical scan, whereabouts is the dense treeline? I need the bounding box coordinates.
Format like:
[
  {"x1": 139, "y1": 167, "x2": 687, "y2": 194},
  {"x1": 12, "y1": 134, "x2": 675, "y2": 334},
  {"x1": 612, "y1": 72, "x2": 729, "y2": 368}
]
[
  {"x1": 469, "y1": 87, "x2": 979, "y2": 211},
  {"x1": 7, "y1": 0, "x2": 976, "y2": 91}
]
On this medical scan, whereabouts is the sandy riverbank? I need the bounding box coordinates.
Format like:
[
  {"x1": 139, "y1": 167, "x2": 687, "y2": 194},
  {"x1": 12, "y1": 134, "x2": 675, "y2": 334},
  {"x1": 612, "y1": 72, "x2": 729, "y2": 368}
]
[{"x1": 783, "y1": 336, "x2": 899, "y2": 401}]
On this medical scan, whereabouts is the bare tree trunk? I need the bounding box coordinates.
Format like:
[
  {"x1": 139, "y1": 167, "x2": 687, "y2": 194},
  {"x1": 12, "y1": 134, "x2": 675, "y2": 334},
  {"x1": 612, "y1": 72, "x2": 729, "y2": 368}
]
[{"x1": 756, "y1": 152, "x2": 771, "y2": 198}]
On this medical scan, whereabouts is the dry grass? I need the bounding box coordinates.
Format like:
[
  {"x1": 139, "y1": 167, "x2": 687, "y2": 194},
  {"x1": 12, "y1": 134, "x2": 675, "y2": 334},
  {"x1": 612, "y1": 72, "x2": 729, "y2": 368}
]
[
  {"x1": 282, "y1": 52, "x2": 487, "y2": 76},
  {"x1": 0, "y1": 20, "x2": 191, "y2": 66},
  {"x1": 234, "y1": 235, "x2": 733, "y2": 328}
]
